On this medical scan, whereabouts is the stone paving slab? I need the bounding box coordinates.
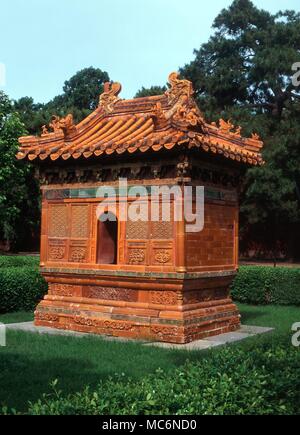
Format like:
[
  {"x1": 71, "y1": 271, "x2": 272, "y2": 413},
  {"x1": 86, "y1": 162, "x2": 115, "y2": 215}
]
[{"x1": 6, "y1": 322, "x2": 274, "y2": 350}]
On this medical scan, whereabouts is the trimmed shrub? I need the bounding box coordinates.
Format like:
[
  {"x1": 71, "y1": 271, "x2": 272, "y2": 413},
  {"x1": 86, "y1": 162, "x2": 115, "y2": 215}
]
[
  {"x1": 231, "y1": 266, "x2": 300, "y2": 306},
  {"x1": 0, "y1": 255, "x2": 39, "y2": 269},
  {"x1": 0, "y1": 266, "x2": 47, "y2": 313},
  {"x1": 21, "y1": 342, "x2": 300, "y2": 415}
]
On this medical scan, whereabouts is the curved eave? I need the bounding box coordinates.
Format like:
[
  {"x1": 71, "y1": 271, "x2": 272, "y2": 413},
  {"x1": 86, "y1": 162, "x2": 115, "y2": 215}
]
[{"x1": 17, "y1": 133, "x2": 262, "y2": 166}]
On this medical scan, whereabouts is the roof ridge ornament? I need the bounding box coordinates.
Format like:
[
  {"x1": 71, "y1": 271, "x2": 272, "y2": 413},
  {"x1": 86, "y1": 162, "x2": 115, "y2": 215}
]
[
  {"x1": 43, "y1": 114, "x2": 77, "y2": 137},
  {"x1": 164, "y1": 72, "x2": 205, "y2": 130},
  {"x1": 165, "y1": 72, "x2": 194, "y2": 105},
  {"x1": 99, "y1": 81, "x2": 122, "y2": 113}
]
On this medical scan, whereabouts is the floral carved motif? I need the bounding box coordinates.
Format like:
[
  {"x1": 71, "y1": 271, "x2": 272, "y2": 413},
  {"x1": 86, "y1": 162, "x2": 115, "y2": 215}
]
[
  {"x1": 151, "y1": 325, "x2": 179, "y2": 337},
  {"x1": 36, "y1": 312, "x2": 59, "y2": 322},
  {"x1": 150, "y1": 291, "x2": 179, "y2": 305},
  {"x1": 128, "y1": 249, "x2": 145, "y2": 264},
  {"x1": 70, "y1": 247, "x2": 86, "y2": 263},
  {"x1": 74, "y1": 316, "x2": 133, "y2": 331},
  {"x1": 154, "y1": 250, "x2": 171, "y2": 264},
  {"x1": 49, "y1": 246, "x2": 65, "y2": 260},
  {"x1": 85, "y1": 286, "x2": 133, "y2": 301},
  {"x1": 49, "y1": 283, "x2": 74, "y2": 297}
]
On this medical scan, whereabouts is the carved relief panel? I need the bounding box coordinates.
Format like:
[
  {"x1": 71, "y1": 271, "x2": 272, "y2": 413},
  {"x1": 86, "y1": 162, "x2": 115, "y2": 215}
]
[
  {"x1": 47, "y1": 202, "x2": 91, "y2": 264},
  {"x1": 125, "y1": 200, "x2": 175, "y2": 266}
]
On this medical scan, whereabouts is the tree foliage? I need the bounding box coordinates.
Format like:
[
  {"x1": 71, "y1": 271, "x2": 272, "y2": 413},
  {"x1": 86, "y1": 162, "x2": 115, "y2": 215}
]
[
  {"x1": 14, "y1": 67, "x2": 110, "y2": 135},
  {"x1": 135, "y1": 85, "x2": 167, "y2": 98},
  {"x1": 0, "y1": 92, "x2": 40, "y2": 250},
  {"x1": 180, "y1": 0, "x2": 300, "y2": 259}
]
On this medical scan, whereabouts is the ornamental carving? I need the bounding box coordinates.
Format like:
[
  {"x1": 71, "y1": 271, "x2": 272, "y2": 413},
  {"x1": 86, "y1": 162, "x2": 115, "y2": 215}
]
[
  {"x1": 85, "y1": 286, "x2": 133, "y2": 301},
  {"x1": 49, "y1": 283, "x2": 74, "y2": 297},
  {"x1": 49, "y1": 205, "x2": 68, "y2": 238},
  {"x1": 126, "y1": 220, "x2": 149, "y2": 240},
  {"x1": 74, "y1": 316, "x2": 132, "y2": 331},
  {"x1": 165, "y1": 72, "x2": 194, "y2": 105},
  {"x1": 74, "y1": 316, "x2": 97, "y2": 327},
  {"x1": 36, "y1": 312, "x2": 59, "y2": 322},
  {"x1": 48, "y1": 114, "x2": 77, "y2": 136},
  {"x1": 152, "y1": 221, "x2": 173, "y2": 239},
  {"x1": 99, "y1": 81, "x2": 122, "y2": 113},
  {"x1": 215, "y1": 119, "x2": 242, "y2": 138},
  {"x1": 151, "y1": 325, "x2": 179, "y2": 337},
  {"x1": 172, "y1": 103, "x2": 204, "y2": 128},
  {"x1": 71, "y1": 206, "x2": 89, "y2": 239},
  {"x1": 128, "y1": 249, "x2": 145, "y2": 264},
  {"x1": 164, "y1": 73, "x2": 204, "y2": 129},
  {"x1": 49, "y1": 246, "x2": 65, "y2": 260},
  {"x1": 154, "y1": 250, "x2": 171, "y2": 264},
  {"x1": 251, "y1": 133, "x2": 260, "y2": 141},
  {"x1": 103, "y1": 320, "x2": 132, "y2": 331},
  {"x1": 150, "y1": 291, "x2": 178, "y2": 305},
  {"x1": 70, "y1": 247, "x2": 86, "y2": 263},
  {"x1": 177, "y1": 155, "x2": 191, "y2": 178}
]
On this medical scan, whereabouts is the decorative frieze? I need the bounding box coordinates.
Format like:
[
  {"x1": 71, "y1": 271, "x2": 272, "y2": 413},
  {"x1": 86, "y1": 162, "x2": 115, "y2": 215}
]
[
  {"x1": 84, "y1": 286, "x2": 133, "y2": 301},
  {"x1": 150, "y1": 291, "x2": 179, "y2": 305}
]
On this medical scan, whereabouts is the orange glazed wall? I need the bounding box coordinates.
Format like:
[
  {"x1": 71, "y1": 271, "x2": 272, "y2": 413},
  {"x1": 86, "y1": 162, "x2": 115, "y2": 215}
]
[
  {"x1": 185, "y1": 202, "x2": 239, "y2": 272},
  {"x1": 40, "y1": 193, "x2": 176, "y2": 271}
]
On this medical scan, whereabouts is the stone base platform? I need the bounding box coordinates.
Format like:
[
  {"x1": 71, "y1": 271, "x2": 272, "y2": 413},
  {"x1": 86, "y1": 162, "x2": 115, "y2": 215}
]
[
  {"x1": 6, "y1": 322, "x2": 274, "y2": 350},
  {"x1": 34, "y1": 272, "x2": 242, "y2": 344}
]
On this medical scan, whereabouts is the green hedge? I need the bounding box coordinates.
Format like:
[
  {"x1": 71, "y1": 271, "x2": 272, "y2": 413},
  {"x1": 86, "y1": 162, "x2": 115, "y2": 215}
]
[
  {"x1": 0, "y1": 255, "x2": 40, "y2": 269},
  {"x1": 16, "y1": 342, "x2": 300, "y2": 415},
  {"x1": 231, "y1": 266, "x2": 300, "y2": 306},
  {"x1": 0, "y1": 266, "x2": 47, "y2": 313}
]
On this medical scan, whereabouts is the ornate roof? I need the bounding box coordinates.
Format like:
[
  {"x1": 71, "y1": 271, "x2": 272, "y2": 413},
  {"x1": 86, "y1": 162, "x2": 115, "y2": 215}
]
[{"x1": 17, "y1": 72, "x2": 263, "y2": 165}]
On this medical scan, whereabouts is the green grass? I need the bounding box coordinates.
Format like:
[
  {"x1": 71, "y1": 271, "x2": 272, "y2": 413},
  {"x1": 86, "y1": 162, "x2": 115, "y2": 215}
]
[
  {"x1": 0, "y1": 312, "x2": 34, "y2": 324},
  {"x1": 0, "y1": 304, "x2": 299, "y2": 412}
]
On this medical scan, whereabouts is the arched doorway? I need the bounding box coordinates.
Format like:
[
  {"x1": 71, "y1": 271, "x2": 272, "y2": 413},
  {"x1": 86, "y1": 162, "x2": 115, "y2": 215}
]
[{"x1": 96, "y1": 213, "x2": 118, "y2": 265}]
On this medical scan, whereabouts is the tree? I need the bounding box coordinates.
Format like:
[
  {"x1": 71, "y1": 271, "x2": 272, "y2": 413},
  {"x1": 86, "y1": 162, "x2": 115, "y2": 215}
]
[
  {"x1": 14, "y1": 97, "x2": 49, "y2": 136},
  {"x1": 0, "y1": 92, "x2": 40, "y2": 251},
  {"x1": 180, "y1": 0, "x2": 300, "y2": 260},
  {"x1": 62, "y1": 67, "x2": 109, "y2": 110},
  {"x1": 135, "y1": 85, "x2": 167, "y2": 98},
  {"x1": 14, "y1": 67, "x2": 110, "y2": 135}
]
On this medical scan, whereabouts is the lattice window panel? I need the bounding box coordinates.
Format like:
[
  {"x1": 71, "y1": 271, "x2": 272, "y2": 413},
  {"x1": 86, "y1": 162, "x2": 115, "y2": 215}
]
[
  {"x1": 126, "y1": 220, "x2": 149, "y2": 240},
  {"x1": 49, "y1": 205, "x2": 68, "y2": 238},
  {"x1": 151, "y1": 202, "x2": 174, "y2": 239},
  {"x1": 126, "y1": 204, "x2": 149, "y2": 240},
  {"x1": 152, "y1": 221, "x2": 174, "y2": 239},
  {"x1": 71, "y1": 205, "x2": 89, "y2": 238}
]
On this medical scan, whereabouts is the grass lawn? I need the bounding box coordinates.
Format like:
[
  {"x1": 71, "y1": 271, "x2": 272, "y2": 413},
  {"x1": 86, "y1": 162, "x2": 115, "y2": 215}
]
[
  {"x1": 0, "y1": 312, "x2": 34, "y2": 324},
  {"x1": 0, "y1": 304, "x2": 299, "y2": 412}
]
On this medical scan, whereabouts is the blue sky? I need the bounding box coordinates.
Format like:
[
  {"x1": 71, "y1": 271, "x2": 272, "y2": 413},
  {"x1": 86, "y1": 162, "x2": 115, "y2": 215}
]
[{"x1": 1, "y1": 0, "x2": 299, "y2": 103}]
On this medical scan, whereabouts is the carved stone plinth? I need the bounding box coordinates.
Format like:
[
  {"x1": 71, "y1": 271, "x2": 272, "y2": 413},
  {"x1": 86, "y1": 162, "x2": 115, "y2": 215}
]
[{"x1": 35, "y1": 270, "x2": 240, "y2": 344}]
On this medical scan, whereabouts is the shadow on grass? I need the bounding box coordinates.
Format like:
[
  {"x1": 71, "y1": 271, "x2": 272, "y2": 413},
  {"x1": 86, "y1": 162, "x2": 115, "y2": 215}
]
[
  {"x1": 240, "y1": 306, "x2": 267, "y2": 324},
  {"x1": 0, "y1": 331, "x2": 201, "y2": 412}
]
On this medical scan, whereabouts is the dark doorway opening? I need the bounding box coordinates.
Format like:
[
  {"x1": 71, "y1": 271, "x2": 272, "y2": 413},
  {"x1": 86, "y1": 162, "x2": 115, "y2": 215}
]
[{"x1": 97, "y1": 213, "x2": 118, "y2": 265}]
